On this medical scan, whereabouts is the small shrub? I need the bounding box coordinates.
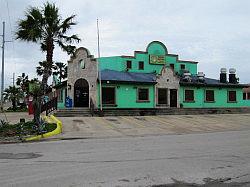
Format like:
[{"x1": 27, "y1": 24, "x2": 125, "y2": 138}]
[
  {"x1": 0, "y1": 120, "x2": 57, "y2": 137},
  {"x1": 0, "y1": 119, "x2": 9, "y2": 128}
]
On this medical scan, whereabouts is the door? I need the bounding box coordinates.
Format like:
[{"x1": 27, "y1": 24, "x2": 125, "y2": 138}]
[
  {"x1": 170, "y1": 89, "x2": 177, "y2": 107},
  {"x1": 157, "y1": 88, "x2": 168, "y2": 105},
  {"x1": 74, "y1": 79, "x2": 89, "y2": 107}
]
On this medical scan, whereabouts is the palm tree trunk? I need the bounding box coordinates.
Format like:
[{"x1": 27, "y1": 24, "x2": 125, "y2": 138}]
[
  {"x1": 42, "y1": 38, "x2": 54, "y2": 92},
  {"x1": 12, "y1": 99, "x2": 16, "y2": 111}
]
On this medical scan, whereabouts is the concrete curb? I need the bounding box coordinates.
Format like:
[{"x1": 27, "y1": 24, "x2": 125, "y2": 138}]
[{"x1": 25, "y1": 115, "x2": 62, "y2": 141}]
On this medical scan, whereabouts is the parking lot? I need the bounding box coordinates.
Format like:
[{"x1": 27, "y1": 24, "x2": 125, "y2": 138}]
[
  {"x1": 2, "y1": 112, "x2": 250, "y2": 140},
  {"x1": 57, "y1": 113, "x2": 250, "y2": 139}
]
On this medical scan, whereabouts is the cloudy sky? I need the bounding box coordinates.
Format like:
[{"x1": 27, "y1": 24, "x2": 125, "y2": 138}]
[{"x1": 0, "y1": 0, "x2": 250, "y2": 87}]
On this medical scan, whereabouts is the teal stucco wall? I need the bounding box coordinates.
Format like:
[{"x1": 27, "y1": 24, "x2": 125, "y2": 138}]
[
  {"x1": 180, "y1": 86, "x2": 250, "y2": 108},
  {"x1": 98, "y1": 41, "x2": 198, "y2": 76},
  {"x1": 97, "y1": 83, "x2": 155, "y2": 108}
]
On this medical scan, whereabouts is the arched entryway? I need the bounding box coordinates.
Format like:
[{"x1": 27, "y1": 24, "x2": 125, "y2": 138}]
[{"x1": 74, "y1": 79, "x2": 89, "y2": 107}]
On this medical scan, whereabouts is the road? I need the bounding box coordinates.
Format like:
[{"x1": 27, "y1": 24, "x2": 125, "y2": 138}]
[{"x1": 0, "y1": 130, "x2": 250, "y2": 187}]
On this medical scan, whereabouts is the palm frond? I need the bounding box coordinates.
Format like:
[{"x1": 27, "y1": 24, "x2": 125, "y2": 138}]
[
  {"x1": 58, "y1": 34, "x2": 81, "y2": 44},
  {"x1": 16, "y1": 7, "x2": 43, "y2": 42},
  {"x1": 60, "y1": 15, "x2": 77, "y2": 33},
  {"x1": 56, "y1": 40, "x2": 76, "y2": 55}
]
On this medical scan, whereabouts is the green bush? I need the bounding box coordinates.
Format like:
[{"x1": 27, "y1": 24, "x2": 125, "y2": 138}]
[{"x1": 0, "y1": 120, "x2": 57, "y2": 137}]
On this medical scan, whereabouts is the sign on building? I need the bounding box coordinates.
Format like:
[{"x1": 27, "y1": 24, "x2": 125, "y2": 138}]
[{"x1": 149, "y1": 55, "x2": 165, "y2": 65}]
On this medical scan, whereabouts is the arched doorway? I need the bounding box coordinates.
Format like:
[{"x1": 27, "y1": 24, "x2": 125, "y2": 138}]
[{"x1": 74, "y1": 79, "x2": 89, "y2": 107}]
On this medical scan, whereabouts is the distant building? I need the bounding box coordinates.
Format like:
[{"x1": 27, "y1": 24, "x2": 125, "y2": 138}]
[{"x1": 54, "y1": 41, "x2": 250, "y2": 110}]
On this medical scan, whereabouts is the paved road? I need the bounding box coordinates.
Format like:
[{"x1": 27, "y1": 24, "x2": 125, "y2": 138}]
[{"x1": 0, "y1": 130, "x2": 250, "y2": 187}]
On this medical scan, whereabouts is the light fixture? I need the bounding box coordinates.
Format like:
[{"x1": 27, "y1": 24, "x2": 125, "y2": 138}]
[{"x1": 68, "y1": 84, "x2": 71, "y2": 90}]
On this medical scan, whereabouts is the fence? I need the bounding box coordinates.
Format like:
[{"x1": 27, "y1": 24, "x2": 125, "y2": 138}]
[{"x1": 41, "y1": 97, "x2": 58, "y2": 116}]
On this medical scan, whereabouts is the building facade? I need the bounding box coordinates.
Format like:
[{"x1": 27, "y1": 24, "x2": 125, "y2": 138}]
[{"x1": 55, "y1": 41, "x2": 250, "y2": 109}]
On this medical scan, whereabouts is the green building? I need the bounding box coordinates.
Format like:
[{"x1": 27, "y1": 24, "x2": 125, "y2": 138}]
[{"x1": 55, "y1": 41, "x2": 250, "y2": 110}]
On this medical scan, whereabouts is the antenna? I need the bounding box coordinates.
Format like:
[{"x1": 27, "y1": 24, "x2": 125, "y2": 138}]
[{"x1": 97, "y1": 19, "x2": 102, "y2": 111}]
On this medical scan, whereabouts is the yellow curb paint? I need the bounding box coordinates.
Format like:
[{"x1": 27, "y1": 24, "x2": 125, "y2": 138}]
[{"x1": 25, "y1": 115, "x2": 62, "y2": 141}]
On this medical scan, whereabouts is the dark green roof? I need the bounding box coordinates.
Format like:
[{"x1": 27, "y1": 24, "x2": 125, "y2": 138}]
[
  {"x1": 180, "y1": 76, "x2": 247, "y2": 88},
  {"x1": 100, "y1": 69, "x2": 157, "y2": 84}
]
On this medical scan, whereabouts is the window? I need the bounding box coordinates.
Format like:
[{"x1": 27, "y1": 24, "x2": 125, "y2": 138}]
[
  {"x1": 126, "y1": 60, "x2": 132, "y2": 69},
  {"x1": 248, "y1": 92, "x2": 250, "y2": 100},
  {"x1": 170, "y1": 64, "x2": 174, "y2": 70},
  {"x1": 137, "y1": 88, "x2": 149, "y2": 102},
  {"x1": 158, "y1": 88, "x2": 168, "y2": 105},
  {"x1": 205, "y1": 90, "x2": 215, "y2": 102},
  {"x1": 79, "y1": 59, "x2": 85, "y2": 69},
  {"x1": 228, "y1": 91, "x2": 237, "y2": 102},
  {"x1": 181, "y1": 64, "x2": 185, "y2": 70},
  {"x1": 139, "y1": 61, "x2": 144, "y2": 70},
  {"x1": 184, "y1": 89, "x2": 194, "y2": 102},
  {"x1": 102, "y1": 87, "x2": 115, "y2": 105},
  {"x1": 243, "y1": 93, "x2": 246, "y2": 100}
]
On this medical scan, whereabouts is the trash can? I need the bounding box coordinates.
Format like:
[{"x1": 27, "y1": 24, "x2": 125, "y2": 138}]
[
  {"x1": 28, "y1": 101, "x2": 34, "y2": 115},
  {"x1": 65, "y1": 97, "x2": 72, "y2": 108},
  {"x1": 28, "y1": 96, "x2": 34, "y2": 115}
]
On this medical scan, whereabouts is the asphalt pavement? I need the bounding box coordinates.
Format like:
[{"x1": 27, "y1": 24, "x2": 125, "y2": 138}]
[{"x1": 0, "y1": 130, "x2": 250, "y2": 187}]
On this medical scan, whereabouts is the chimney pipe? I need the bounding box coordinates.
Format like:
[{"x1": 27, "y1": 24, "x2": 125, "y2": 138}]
[
  {"x1": 220, "y1": 68, "x2": 227, "y2": 83},
  {"x1": 229, "y1": 68, "x2": 237, "y2": 84}
]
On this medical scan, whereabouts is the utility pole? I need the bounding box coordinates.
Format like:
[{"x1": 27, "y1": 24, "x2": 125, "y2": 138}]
[
  {"x1": 0, "y1": 21, "x2": 12, "y2": 110},
  {"x1": 97, "y1": 19, "x2": 102, "y2": 111},
  {"x1": 0, "y1": 22, "x2": 5, "y2": 110}
]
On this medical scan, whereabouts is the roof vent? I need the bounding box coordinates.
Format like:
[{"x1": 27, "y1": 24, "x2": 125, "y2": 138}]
[
  {"x1": 197, "y1": 72, "x2": 205, "y2": 82},
  {"x1": 220, "y1": 68, "x2": 227, "y2": 83},
  {"x1": 220, "y1": 68, "x2": 227, "y2": 74},
  {"x1": 183, "y1": 71, "x2": 191, "y2": 82},
  {"x1": 229, "y1": 68, "x2": 236, "y2": 74},
  {"x1": 229, "y1": 68, "x2": 238, "y2": 84}
]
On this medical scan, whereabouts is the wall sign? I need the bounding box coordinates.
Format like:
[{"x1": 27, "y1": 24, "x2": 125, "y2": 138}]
[{"x1": 149, "y1": 55, "x2": 165, "y2": 64}]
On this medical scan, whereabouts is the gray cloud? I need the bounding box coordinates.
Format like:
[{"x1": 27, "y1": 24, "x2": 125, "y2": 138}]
[{"x1": 0, "y1": 0, "x2": 250, "y2": 88}]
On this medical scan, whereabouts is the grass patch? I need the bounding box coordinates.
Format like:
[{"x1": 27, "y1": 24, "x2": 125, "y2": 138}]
[
  {"x1": 4, "y1": 107, "x2": 28, "y2": 112},
  {"x1": 0, "y1": 120, "x2": 57, "y2": 137}
]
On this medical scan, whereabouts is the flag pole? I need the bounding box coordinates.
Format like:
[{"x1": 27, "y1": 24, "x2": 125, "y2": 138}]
[{"x1": 97, "y1": 19, "x2": 102, "y2": 111}]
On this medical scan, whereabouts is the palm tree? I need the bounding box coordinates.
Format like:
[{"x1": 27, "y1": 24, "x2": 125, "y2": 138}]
[
  {"x1": 3, "y1": 86, "x2": 24, "y2": 111},
  {"x1": 53, "y1": 62, "x2": 67, "y2": 83},
  {"x1": 16, "y1": 73, "x2": 29, "y2": 93},
  {"x1": 36, "y1": 61, "x2": 56, "y2": 78},
  {"x1": 16, "y1": 2, "x2": 80, "y2": 91}
]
